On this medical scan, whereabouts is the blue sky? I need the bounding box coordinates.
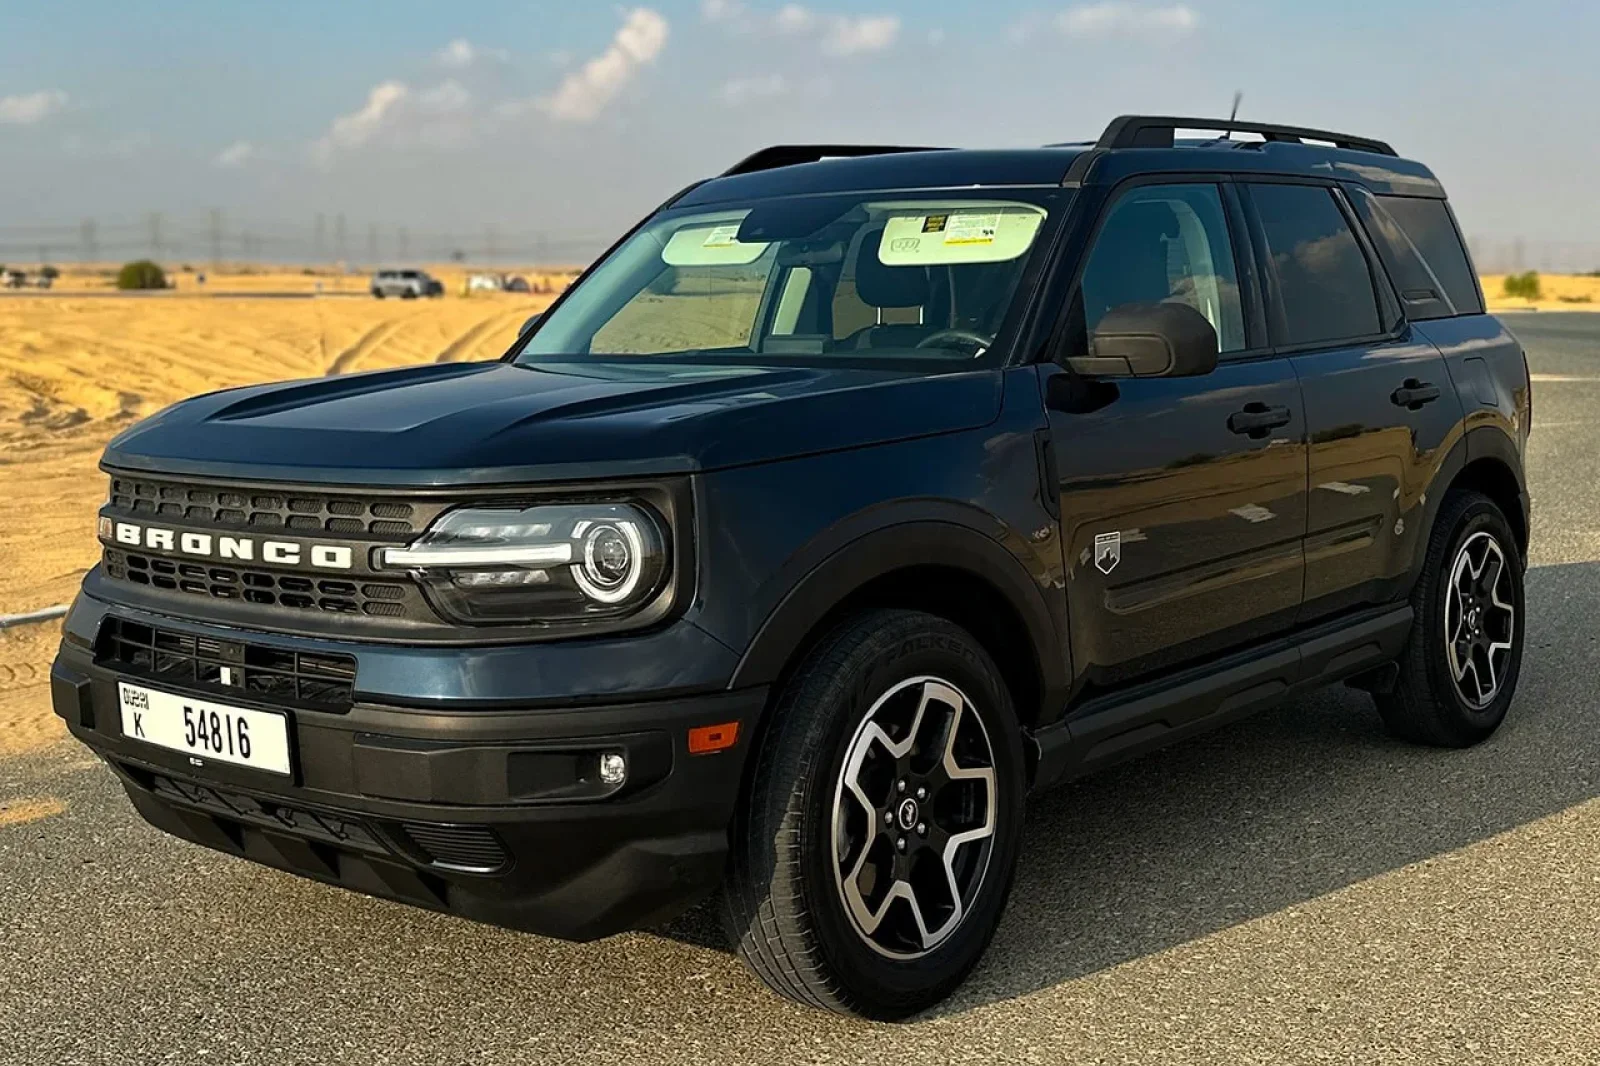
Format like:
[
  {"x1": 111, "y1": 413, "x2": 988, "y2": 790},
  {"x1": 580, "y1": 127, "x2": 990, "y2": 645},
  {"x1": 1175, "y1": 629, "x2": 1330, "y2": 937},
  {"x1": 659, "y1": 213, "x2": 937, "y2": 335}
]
[{"x1": 2, "y1": 1, "x2": 1596, "y2": 264}]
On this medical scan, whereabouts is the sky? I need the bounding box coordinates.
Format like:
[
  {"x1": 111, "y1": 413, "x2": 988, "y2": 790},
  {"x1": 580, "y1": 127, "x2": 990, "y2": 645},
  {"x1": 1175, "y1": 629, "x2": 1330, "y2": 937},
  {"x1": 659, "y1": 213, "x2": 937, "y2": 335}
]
[{"x1": 2, "y1": 0, "x2": 1597, "y2": 266}]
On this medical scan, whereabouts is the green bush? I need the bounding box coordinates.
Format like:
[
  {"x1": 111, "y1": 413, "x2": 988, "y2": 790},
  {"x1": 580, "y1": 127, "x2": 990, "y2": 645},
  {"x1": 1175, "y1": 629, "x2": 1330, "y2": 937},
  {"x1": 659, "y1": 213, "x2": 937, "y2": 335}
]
[
  {"x1": 116, "y1": 260, "x2": 167, "y2": 290},
  {"x1": 40, "y1": 265, "x2": 60, "y2": 280},
  {"x1": 1502, "y1": 271, "x2": 1542, "y2": 300}
]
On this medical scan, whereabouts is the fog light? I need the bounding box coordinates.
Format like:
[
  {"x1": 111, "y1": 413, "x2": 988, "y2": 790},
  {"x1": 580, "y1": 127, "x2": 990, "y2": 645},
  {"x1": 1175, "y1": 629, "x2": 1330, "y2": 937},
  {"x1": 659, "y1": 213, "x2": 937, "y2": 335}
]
[{"x1": 598, "y1": 752, "x2": 627, "y2": 786}]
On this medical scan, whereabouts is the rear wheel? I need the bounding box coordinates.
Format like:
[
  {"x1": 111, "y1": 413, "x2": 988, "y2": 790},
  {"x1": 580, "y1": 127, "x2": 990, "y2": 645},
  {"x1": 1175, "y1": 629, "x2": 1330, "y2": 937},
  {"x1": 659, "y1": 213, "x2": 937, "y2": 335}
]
[
  {"x1": 722, "y1": 609, "x2": 1025, "y2": 1019},
  {"x1": 1375, "y1": 490, "x2": 1524, "y2": 746},
  {"x1": 371, "y1": 289, "x2": 384, "y2": 299}
]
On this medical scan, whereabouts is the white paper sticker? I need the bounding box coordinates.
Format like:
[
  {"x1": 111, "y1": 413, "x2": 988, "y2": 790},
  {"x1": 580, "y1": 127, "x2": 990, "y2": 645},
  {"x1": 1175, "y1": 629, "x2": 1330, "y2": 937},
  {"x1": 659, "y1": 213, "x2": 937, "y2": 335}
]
[
  {"x1": 942, "y1": 213, "x2": 1001, "y2": 246},
  {"x1": 702, "y1": 224, "x2": 742, "y2": 248}
]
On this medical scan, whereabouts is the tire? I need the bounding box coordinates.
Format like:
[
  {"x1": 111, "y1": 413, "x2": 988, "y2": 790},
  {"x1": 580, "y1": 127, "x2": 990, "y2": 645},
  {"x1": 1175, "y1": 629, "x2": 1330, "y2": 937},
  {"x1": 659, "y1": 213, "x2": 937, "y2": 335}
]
[
  {"x1": 1375, "y1": 490, "x2": 1525, "y2": 747},
  {"x1": 401, "y1": 289, "x2": 417, "y2": 300},
  {"x1": 371, "y1": 289, "x2": 385, "y2": 299},
  {"x1": 721, "y1": 609, "x2": 1026, "y2": 1019}
]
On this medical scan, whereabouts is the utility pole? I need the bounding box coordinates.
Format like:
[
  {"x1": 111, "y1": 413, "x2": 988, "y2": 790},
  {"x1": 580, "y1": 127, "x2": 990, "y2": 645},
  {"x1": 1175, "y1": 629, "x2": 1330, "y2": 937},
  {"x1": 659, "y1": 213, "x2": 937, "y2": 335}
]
[
  {"x1": 366, "y1": 222, "x2": 378, "y2": 265},
  {"x1": 334, "y1": 213, "x2": 347, "y2": 263},
  {"x1": 80, "y1": 219, "x2": 98, "y2": 263},
  {"x1": 148, "y1": 212, "x2": 165, "y2": 261},
  {"x1": 314, "y1": 213, "x2": 326, "y2": 263},
  {"x1": 208, "y1": 209, "x2": 223, "y2": 268},
  {"x1": 484, "y1": 224, "x2": 497, "y2": 264}
]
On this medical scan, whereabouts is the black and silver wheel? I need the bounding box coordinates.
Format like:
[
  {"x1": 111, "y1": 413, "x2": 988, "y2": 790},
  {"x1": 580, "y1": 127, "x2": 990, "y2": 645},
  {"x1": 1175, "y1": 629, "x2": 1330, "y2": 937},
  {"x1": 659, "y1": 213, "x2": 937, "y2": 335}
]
[
  {"x1": 723, "y1": 609, "x2": 1025, "y2": 1019},
  {"x1": 833, "y1": 675, "x2": 998, "y2": 959},
  {"x1": 1376, "y1": 490, "x2": 1525, "y2": 747}
]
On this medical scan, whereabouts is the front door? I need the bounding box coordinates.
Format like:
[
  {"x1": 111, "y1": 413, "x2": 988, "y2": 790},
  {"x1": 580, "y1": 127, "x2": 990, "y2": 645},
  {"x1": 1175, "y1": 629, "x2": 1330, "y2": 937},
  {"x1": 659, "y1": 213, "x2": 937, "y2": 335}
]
[{"x1": 1043, "y1": 180, "x2": 1309, "y2": 688}]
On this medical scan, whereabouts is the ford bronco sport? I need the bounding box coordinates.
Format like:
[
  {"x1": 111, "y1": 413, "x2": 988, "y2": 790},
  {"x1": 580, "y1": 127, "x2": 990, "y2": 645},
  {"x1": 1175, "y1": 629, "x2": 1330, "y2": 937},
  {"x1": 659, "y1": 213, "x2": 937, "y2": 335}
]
[{"x1": 54, "y1": 116, "x2": 1531, "y2": 1018}]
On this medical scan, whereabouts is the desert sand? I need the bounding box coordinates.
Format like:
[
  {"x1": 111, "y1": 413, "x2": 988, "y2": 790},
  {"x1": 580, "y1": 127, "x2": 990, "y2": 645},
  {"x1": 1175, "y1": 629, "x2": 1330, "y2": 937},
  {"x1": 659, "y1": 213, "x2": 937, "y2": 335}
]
[{"x1": 0, "y1": 285, "x2": 556, "y2": 753}]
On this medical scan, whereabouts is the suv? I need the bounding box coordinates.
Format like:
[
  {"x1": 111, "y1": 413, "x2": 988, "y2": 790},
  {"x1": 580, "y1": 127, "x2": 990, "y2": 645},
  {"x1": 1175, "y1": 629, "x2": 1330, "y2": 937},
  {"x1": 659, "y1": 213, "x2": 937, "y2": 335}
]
[
  {"x1": 54, "y1": 116, "x2": 1531, "y2": 1019},
  {"x1": 370, "y1": 269, "x2": 443, "y2": 299}
]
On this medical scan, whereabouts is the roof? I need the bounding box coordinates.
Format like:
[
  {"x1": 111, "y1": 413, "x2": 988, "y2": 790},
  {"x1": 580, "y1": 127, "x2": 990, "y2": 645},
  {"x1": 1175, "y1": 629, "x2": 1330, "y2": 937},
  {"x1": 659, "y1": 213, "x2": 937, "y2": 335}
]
[{"x1": 676, "y1": 115, "x2": 1447, "y2": 207}]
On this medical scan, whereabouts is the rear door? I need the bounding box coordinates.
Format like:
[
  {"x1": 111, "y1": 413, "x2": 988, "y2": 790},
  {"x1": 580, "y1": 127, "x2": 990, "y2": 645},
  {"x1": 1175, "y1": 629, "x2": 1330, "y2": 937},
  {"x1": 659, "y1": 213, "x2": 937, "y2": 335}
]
[
  {"x1": 1043, "y1": 179, "x2": 1309, "y2": 688},
  {"x1": 1241, "y1": 181, "x2": 1462, "y2": 620}
]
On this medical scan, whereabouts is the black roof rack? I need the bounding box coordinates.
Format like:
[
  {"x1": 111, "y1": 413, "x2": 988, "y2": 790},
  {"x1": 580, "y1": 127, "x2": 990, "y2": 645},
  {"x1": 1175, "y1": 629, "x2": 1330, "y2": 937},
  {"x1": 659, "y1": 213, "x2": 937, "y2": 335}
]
[
  {"x1": 723, "y1": 144, "x2": 950, "y2": 176},
  {"x1": 1095, "y1": 115, "x2": 1396, "y2": 157}
]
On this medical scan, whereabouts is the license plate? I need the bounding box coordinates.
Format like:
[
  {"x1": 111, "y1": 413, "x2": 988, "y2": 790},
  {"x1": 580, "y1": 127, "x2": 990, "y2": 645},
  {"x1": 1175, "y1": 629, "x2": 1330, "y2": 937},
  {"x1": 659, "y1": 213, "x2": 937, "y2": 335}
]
[{"x1": 117, "y1": 682, "x2": 292, "y2": 776}]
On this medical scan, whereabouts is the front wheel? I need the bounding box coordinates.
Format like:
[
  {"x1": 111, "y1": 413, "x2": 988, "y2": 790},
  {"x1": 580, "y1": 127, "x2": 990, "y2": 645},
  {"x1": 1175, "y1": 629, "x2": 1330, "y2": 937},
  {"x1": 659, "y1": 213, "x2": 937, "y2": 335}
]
[
  {"x1": 722, "y1": 609, "x2": 1025, "y2": 1019},
  {"x1": 1375, "y1": 490, "x2": 1525, "y2": 747}
]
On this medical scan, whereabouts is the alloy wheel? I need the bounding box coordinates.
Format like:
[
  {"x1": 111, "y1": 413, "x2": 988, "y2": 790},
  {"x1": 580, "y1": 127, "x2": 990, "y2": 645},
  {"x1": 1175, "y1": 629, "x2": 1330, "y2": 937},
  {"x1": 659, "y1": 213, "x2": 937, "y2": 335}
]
[
  {"x1": 1444, "y1": 531, "x2": 1516, "y2": 709},
  {"x1": 830, "y1": 676, "x2": 998, "y2": 959}
]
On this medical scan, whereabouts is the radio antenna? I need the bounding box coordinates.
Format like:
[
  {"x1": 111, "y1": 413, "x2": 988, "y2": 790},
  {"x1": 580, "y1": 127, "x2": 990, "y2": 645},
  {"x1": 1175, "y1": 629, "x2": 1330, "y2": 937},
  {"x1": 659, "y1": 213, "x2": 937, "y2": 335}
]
[{"x1": 1223, "y1": 91, "x2": 1243, "y2": 140}]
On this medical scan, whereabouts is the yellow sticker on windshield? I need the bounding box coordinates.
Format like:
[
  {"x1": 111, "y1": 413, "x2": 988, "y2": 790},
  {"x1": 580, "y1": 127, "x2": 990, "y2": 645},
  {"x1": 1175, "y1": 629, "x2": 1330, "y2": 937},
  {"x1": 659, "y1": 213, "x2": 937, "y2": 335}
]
[{"x1": 942, "y1": 213, "x2": 1000, "y2": 246}]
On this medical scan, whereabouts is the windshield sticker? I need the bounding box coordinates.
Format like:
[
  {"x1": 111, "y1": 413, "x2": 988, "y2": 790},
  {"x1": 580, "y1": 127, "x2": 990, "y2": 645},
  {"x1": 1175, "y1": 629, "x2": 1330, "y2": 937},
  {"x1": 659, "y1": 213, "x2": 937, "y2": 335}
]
[
  {"x1": 943, "y1": 213, "x2": 1000, "y2": 246},
  {"x1": 702, "y1": 224, "x2": 742, "y2": 248},
  {"x1": 878, "y1": 206, "x2": 1046, "y2": 267}
]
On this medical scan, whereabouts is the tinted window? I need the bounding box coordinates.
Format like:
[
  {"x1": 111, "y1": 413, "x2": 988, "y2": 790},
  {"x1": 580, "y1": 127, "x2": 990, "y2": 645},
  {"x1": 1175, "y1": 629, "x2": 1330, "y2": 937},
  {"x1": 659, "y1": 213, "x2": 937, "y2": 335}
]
[
  {"x1": 1377, "y1": 196, "x2": 1483, "y2": 315},
  {"x1": 1251, "y1": 184, "x2": 1381, "y2": 346},
  {"x1": 1076, "y1": 183, "x2": 1246, "y2": 353}
]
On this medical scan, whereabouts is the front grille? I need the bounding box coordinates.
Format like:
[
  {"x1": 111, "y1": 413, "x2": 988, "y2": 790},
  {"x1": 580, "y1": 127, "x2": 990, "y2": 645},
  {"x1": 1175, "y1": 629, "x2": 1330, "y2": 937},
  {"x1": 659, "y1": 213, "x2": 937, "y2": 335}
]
[
  {"x1": 103, "y1": 548, "x2": 411, "y2": 619},
  {"x1": 400, "y1": 823, "x2": 510, "y2": 872},
  {"x1": 108, "y1": 475, "x2": 418, "y2": 536},
  {"x1": 97, "y1": 616, "x2": 358, "y2": 711}
]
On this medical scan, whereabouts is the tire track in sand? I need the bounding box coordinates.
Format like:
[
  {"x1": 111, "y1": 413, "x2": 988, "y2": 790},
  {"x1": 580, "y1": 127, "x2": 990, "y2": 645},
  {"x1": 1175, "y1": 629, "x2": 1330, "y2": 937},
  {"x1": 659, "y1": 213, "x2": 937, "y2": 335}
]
[
  {"x1": 325, "y1": 314, "x2": 418, "y2": 376},
  {"x1": 433, "y1": 307, "x2": 528, "y2": 365}
]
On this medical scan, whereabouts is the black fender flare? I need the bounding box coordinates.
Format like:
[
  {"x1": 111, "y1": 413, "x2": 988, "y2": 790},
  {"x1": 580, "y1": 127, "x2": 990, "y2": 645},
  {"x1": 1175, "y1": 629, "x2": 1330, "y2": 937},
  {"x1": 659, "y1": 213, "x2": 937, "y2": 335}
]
[
  {"x1": 727, "y1": 508, "x2": 1069, "y2": 722},
  {"x1": 1407, "y1": 424, "x2": 1527, "y2": 585}
]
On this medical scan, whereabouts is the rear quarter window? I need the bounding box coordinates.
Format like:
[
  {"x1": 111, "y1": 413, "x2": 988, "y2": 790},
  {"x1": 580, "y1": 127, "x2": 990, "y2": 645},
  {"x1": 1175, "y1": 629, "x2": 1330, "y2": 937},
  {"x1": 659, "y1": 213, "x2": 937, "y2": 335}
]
[{"x1": 1374, "y1": 195, "x2": 1484, "y2": 316}]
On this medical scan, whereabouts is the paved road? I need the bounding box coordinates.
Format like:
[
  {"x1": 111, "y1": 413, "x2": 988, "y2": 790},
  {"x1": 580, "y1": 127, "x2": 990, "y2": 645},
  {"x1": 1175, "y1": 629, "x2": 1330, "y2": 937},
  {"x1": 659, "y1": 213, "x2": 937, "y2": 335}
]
[{"x1": 4, "y1": 314, "x2": 1600, "y2": 1065}]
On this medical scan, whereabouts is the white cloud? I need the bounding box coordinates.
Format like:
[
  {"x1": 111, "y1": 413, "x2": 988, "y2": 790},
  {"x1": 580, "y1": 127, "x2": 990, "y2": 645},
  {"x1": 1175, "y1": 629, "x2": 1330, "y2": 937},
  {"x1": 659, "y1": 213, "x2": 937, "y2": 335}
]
[
  {"x1": 701, "y1": 0, "x2": 745, "y2": 21},
  {"x1": 213, "y1": 140, "x2": 256, "y2": 167},
  {"x1": 720, "y1": 73, "x2": 787, "y2": 106},
  {"x1": 1055, "y1": 3, "x2": 1199, "y2": 37},
  {"x1": 434, "y1": 38, "x2": 507, "y2": 68},
  {"x1": 820, "y1": 14, "x2": 899, "y2": 55},
  {"x1": 540, "y1": 8, "x2": 669, "y2": 123},
  {"x1": 0, "y1": 89, "x2": 69, "y2": 126},
  {"x1": 311, "y1": 79, "x2": 472, "y2": 162},
  {"x1": 720, "y1": 6, "x2": 899, "y2": 57},
  {"x1": 774, "y1": 4, "x2": 815, "y2": 33}
]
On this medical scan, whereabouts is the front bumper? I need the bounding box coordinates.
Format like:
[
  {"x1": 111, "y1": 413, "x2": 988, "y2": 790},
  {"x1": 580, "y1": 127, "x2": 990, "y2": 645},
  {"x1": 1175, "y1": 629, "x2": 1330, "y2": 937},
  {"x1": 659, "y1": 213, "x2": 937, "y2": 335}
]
[{"x1": 52, "y1": 602, "x2": 765, "y2": 942}]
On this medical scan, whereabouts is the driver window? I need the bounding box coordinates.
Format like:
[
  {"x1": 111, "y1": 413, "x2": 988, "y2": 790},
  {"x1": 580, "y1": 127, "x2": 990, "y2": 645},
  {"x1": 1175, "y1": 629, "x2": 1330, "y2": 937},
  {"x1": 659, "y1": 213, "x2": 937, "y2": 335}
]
[{"x1": 1074, "y1": 183, "x2": 1246, "y2": 355}]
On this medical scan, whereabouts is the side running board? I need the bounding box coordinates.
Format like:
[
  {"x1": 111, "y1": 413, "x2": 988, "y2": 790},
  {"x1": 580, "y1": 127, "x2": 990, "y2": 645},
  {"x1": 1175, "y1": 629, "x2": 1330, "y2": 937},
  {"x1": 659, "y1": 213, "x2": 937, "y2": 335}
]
[{"x1": 1029, "y1": 604, "x2": 1413, "y2": 793}]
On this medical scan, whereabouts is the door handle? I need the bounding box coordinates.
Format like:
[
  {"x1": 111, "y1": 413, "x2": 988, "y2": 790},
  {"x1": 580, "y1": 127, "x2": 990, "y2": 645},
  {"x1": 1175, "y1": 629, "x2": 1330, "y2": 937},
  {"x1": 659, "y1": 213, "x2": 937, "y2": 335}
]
[
  {"x1": 1391, "y1": 379, "x2": 1441, "y2": 410},
  {"x1": 1228, "y1": 402, "x2": 1292, "y2": 438}
]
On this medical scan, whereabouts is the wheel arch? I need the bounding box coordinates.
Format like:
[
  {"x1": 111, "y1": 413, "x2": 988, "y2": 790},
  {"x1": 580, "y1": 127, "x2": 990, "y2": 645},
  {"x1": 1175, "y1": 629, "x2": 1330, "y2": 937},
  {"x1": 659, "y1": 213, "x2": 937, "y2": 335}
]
[
  {"x1": 1409, "y1": 426, "x2": 1528, "y2": 587},
  {"x1": 728, "y1": 520, "x2": 1068, "y2": 731}
]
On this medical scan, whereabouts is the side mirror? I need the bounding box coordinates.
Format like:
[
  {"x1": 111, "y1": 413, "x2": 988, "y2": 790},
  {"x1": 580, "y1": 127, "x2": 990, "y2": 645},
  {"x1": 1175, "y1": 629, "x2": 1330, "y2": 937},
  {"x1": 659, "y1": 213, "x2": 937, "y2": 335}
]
[
  {"x1": 518, "y1": 313, "x2": 542, "y2": 337},
  {"x1": 1067, "y1": 302, "x2": 1218, "y2": 379}
]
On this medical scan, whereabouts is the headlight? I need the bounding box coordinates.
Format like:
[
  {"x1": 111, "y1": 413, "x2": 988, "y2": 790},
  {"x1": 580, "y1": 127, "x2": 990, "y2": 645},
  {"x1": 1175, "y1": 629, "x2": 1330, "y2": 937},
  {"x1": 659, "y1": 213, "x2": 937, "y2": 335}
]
[{"x1": 380, "y1": 502, "x2": 668, "y2": 625}]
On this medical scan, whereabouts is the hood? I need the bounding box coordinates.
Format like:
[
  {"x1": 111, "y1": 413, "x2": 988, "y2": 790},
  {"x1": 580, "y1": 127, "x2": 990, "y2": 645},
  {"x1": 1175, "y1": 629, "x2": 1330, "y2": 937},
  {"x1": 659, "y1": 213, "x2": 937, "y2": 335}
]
[{"x1": 103, "y1": 360, "x2": 1003, "y2": 485}]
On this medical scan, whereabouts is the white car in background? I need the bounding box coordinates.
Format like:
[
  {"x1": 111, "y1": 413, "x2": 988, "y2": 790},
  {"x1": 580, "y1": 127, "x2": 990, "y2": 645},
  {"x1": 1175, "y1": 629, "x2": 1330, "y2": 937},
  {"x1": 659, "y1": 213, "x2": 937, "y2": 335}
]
[{"x1": 370, "y1": 269, "x2": 443, "y2": 299}]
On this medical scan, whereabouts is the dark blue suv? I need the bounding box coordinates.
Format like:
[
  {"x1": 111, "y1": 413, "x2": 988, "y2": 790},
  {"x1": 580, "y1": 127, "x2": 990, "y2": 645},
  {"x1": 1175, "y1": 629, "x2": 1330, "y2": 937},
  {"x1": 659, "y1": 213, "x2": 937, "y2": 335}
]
[{"x1": 53, "y1": 116, "x2": 1532, "y2": 1018}]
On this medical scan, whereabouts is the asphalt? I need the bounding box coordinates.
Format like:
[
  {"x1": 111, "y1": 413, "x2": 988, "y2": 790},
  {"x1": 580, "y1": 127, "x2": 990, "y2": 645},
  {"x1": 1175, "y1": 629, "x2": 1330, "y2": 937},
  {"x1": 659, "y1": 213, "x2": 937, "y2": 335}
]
[{"x1": 4, "y1": 313, "x2": 1600, "y2": 1065}]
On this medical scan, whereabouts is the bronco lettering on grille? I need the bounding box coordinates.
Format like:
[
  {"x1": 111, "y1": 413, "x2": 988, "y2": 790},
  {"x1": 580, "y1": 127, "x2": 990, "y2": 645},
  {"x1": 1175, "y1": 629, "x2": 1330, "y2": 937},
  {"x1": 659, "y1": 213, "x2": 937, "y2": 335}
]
[{"x1": 102, "y1": 518, "x2": 353, "y2": 571}]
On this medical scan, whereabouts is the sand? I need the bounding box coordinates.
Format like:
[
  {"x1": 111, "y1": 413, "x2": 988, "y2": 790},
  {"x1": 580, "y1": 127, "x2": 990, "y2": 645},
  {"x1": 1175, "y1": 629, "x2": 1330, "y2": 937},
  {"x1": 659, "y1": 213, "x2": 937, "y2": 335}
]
[
  {"x1": 1481, "y1": 273, "x2": 1600, "y2": 312},
  {"x1": 0, "y1": 287, "x2": 556, "y2": 754}
]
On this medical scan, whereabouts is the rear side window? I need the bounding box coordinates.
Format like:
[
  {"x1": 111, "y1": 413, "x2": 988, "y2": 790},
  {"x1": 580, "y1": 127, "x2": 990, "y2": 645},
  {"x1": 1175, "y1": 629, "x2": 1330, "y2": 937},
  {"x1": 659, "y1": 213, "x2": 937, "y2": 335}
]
[
  {"x1": 1250, "y1": 184, "x2": 1381, "y2": 346},
  {"x1": 1374, "y1": 195, "x2": 1483, "y2": 316}
]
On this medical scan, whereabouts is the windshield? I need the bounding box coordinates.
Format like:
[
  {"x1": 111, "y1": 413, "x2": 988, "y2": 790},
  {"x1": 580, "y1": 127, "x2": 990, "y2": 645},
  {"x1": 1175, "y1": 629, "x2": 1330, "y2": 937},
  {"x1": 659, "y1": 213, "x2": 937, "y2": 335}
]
[{"x1": 514, "y1": 190, "x2": 1061, "y2": 370}]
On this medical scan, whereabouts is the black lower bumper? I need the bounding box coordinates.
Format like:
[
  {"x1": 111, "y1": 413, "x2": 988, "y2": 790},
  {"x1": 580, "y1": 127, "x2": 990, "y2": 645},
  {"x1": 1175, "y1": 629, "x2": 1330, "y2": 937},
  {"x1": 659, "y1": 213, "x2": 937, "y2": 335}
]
[{"x1": 53, "y1": 637, "x2": 765, "y2": 942}]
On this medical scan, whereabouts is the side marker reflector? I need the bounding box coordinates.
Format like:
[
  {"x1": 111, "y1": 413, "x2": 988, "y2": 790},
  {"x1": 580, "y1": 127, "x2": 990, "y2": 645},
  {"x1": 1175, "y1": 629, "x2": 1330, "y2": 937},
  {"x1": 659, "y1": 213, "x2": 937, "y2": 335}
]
[{"x1": 687, "y1": 722, "x2": 740, "y2": 755}]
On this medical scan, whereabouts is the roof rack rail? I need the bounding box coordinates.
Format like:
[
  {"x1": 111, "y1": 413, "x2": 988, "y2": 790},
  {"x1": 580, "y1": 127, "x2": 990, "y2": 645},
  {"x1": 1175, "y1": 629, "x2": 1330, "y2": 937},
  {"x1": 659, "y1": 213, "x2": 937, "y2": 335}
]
[
  {"x1": 1095, "y1": 115, "x2": 1396, "y2": 157},
  {"x1": 723, "y1": 144, "x2": 950, "y2": 176}
]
